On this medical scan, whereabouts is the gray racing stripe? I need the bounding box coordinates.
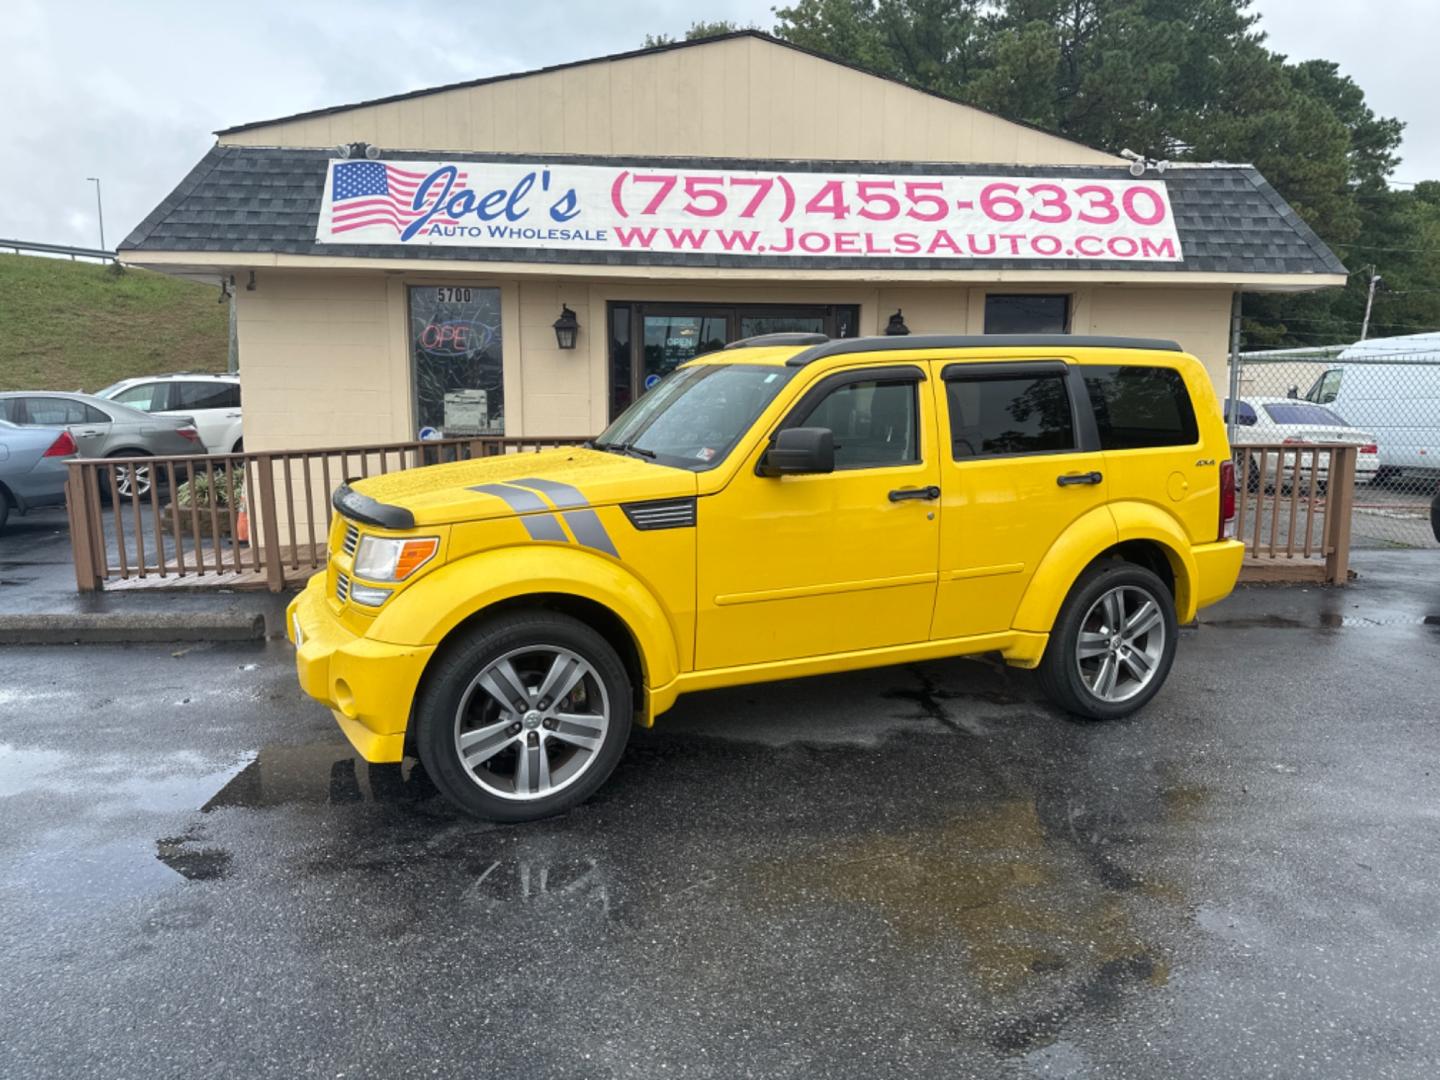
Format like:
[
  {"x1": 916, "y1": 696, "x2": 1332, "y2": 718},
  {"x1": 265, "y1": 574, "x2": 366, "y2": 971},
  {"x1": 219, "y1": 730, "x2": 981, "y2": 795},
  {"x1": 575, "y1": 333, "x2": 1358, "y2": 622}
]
[
  {"x1": 521, "y1": 514, "x2": 569, "y2": 542},
  {"x1": 469, "y1": 483, "x2": 550, "y2": 514},
  {"x1": 509, "y1": 477, "x2": 588, "y2": 509},
  {"x1": 510, "y1": 477, "x2": 620, "y2": 557},
  {"x1": 562, "y1": 509, "x2": 619, "y2": 557},
  {"x1": 470, "y1": 483, "x2": 568, "y2": 543}
]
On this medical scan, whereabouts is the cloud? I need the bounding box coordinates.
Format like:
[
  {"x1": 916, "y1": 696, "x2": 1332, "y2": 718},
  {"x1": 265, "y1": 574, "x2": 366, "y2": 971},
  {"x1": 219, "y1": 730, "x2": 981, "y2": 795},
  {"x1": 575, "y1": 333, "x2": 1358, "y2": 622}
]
[{"x1": 1, "y1": 0, "x2": 1432, "y2": 250}]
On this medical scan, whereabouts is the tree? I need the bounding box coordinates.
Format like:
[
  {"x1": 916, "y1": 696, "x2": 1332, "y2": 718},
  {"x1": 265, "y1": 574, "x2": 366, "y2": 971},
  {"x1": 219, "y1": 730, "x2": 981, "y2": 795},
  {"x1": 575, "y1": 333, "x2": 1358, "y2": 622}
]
[
  {"x1": 764, "y1": 0, "x2": 1429, "y2": 347},
  {"x1": 643, "y1": 20, "x2": 753, "y2": 48}
]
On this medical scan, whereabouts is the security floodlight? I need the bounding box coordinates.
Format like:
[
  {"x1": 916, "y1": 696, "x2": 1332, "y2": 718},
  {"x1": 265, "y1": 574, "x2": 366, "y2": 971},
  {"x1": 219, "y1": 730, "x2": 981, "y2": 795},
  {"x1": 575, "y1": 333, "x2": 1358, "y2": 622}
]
[{"x1": 1129, "y1": 159, "x2": 1147, "y2": 178}]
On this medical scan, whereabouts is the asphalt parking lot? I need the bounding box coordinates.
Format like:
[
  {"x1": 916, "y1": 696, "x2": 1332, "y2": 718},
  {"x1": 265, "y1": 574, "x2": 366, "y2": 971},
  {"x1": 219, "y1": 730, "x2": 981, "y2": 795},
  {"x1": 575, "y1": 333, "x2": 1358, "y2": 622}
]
[{"x1": 2, "y1": 552, "x2": 1440, "y2": 1079}]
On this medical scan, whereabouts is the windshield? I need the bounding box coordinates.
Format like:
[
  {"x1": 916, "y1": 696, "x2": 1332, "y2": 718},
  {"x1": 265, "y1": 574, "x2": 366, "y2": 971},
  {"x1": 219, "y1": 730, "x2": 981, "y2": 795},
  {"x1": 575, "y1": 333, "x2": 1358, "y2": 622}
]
[
  {"x1": 594, "y1": 363, "x2": 796, "y2": 470},
  {"x1": 1263, "y1": 402, "x2": 1347, "y2": 426}
]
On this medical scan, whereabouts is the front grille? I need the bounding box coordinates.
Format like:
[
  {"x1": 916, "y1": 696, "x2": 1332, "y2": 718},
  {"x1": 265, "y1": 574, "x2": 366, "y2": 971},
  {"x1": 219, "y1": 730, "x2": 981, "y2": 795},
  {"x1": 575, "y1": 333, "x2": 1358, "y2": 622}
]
[
  {"x1": 342, "y1": 523, "x2": 360, "y2": 557},
  {"x1": 336, "y1": 571, "x2": 351, "y2": 604}
]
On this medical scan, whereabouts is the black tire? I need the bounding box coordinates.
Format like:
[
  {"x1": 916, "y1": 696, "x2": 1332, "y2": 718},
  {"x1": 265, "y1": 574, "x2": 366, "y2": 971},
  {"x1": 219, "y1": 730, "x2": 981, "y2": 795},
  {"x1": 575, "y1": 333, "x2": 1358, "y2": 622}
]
[
  {"x1": 0, "y1": 487, "x2": 10, "y2": 533},
  {"x1": 414, "y1": 610, "x2": 632, "y2": 823},
  {"x1": 1430, "y1": 492, "x2": 1440, "y2": 545},
  {"x1": 1036, "y1": 561, "x2": 1179, "y2": 721},
  {"x1": 232, "y1": 438, "x2": 244, "y2": 454}
]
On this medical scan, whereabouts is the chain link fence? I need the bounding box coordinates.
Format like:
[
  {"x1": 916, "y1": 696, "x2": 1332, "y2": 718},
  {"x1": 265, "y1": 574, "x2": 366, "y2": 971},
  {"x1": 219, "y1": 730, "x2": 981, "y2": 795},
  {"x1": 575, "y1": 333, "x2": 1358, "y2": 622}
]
[{"x1": 1232, "y1": 348, "x2": 1440, "y2": 550}]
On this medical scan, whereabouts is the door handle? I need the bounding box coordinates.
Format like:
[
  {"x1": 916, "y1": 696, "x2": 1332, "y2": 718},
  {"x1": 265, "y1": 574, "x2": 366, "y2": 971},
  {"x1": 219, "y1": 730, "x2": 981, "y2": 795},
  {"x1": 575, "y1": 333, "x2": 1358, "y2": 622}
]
[
  {"x1": 74, "y1": 428, "x2": 101, "y2": 437},
  {"x1": 889, "y1": 485, "x2": 941, "y2": 502},
  {"x1": 1057, "y1": 471, "x2": 1103, "y2": 487}
]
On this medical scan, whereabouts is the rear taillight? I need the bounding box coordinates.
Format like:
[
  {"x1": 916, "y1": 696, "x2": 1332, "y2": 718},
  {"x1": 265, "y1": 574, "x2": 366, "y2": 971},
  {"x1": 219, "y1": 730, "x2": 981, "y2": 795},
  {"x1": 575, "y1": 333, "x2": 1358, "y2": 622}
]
[
  {"x1": 43, "y1": 431, "x2": 78, "y2": 457},
  {"x1": 1359, "y1": 443, "x2": 1377, "y2": 454},
  {"x1": 1219, "y1": 460, "x2": 1236, "y2": 538},
  {"x1": 176, "y1": 426, "x2": 201, "y2": 443}
]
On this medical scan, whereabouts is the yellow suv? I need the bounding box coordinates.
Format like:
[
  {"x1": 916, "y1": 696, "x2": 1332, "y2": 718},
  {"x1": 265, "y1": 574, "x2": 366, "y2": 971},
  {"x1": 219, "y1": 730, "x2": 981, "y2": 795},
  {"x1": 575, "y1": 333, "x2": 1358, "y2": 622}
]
[{"x1": 288, "y1": 333, "x2": 1243, "y2": 821}]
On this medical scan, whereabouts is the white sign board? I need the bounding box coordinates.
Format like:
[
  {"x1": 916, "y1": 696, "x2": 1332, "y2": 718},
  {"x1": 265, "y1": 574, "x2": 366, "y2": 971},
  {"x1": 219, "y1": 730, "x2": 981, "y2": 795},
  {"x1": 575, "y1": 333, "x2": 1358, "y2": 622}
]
[{"x1": 317, "y1": 160, "x2": 1183, "y2": 262}]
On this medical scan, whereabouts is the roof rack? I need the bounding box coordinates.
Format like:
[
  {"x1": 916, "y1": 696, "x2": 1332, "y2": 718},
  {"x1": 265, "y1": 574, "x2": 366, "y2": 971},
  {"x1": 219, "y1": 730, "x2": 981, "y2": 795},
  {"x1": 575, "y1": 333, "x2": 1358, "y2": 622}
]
[
  {"x1": 723, "y1": 332, "x2": 831, "y2": 350},
  {"x1": 783, "y1": 334, "x2": 1183, "y2": 366}
]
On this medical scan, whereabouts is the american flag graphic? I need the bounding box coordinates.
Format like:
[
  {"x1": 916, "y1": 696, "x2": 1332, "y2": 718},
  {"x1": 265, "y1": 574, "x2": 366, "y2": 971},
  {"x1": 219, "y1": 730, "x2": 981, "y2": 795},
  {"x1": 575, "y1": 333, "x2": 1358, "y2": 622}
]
[{"x1": 328, "y1": 161, "x2": 470, "y2": 235}]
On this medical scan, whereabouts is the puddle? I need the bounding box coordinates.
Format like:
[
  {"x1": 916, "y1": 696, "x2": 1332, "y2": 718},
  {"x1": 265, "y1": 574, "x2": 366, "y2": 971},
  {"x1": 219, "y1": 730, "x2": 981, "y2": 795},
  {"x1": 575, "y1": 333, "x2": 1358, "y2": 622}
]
[
  {"x1": 0, "y1": 742, "x2": 254, "y2": 809},
  {"x1": 1204, "y1": 612, "x2": 1440, "y2": 629},
  {"x1": 201, "y1": 742, "x2": 436, "y2": 810}
]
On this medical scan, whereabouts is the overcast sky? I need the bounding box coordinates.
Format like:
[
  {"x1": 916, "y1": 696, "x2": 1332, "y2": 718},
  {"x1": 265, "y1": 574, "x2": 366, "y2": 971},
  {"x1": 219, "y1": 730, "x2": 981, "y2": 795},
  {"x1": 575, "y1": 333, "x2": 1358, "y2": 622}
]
[{"x1": 3, "y1": 0, "x2": 1436, "y2": 249}]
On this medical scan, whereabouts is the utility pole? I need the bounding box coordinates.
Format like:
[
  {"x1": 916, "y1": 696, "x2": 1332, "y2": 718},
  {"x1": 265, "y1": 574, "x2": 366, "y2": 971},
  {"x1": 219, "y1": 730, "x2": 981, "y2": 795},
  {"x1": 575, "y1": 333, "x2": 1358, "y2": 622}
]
[
  {"x1": 1359, "y1": 267, "x2": 1382, "y2": 341},
  {"x1": 85, "y1": 177, "x2": 106, "y2": 252}
]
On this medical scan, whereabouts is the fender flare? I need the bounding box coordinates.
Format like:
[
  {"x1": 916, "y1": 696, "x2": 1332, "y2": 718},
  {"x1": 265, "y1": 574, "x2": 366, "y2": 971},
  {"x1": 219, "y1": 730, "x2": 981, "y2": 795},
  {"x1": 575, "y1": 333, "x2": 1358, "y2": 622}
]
[
  {"x1": 366, "y1": 544, "x2": 681, "y2": 692},
  {"x1": 1108, "y1": 501, "x2": 1198, "y2": 623},
  {"x1": 1011, "y1": 502, "x2": 1198, "y2": 632}
]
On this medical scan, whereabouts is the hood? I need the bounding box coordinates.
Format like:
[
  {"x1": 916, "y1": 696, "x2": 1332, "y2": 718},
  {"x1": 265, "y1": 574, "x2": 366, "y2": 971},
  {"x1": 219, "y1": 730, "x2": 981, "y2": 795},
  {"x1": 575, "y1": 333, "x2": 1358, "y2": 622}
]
[{"x1": 348, "y1": 446, "x2": 699, "y2": 527}]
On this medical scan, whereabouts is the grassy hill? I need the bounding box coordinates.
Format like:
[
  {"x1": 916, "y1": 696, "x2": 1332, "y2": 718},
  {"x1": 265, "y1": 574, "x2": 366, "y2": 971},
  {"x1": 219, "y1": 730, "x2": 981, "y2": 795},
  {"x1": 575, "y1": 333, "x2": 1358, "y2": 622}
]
[{"x1": 0, "y1": 253, "x2": 228, "y2": 392}]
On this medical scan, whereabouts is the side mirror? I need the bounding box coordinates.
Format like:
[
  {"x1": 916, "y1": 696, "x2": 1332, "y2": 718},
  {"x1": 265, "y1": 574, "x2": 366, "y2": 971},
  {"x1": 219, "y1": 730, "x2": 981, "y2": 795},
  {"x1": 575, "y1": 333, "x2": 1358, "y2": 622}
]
[
  {"x1": 759, "y1": 426, "x2": 834, "y2": 476},
  {"x1": 1286, "y1": 385, "x2": 1299, "y2": 399}
]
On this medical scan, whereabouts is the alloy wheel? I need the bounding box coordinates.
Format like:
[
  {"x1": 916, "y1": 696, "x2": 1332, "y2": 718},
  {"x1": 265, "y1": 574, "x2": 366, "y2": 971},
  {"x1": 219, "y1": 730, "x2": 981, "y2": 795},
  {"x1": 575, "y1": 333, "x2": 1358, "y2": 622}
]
[
  {"x1": 113, "y1": 463, "x2": 152, "y2": 499},
  {"x1": 1074, "y1": 585, "x2": 1166, "y2": 703},
  {"x1": 452, "y1": 644, "x2": 611, "y2": 801}
]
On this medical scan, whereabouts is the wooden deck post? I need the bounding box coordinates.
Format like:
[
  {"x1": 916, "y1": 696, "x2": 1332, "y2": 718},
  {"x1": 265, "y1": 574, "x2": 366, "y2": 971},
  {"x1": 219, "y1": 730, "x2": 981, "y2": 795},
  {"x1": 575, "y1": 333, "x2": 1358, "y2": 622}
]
[
  {"x1": 255, "y1": 454, "x2": 285, "y2": 593},
  {"x1": 1324, "y1": 446, "x2": 1357, "y2": 585},
  {"x1": 65, "y1": 464, "x2": 101, "y2": 592}
]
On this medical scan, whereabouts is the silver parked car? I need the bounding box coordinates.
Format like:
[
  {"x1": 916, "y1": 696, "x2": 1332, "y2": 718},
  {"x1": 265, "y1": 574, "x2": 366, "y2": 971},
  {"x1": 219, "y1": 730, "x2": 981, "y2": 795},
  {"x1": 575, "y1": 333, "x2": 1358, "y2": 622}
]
[
  {"x1": 0, "y1": 391, "x2": 203, "y2": 499},
  {"x1": 0, "y1": 419, "x2": 77, "y2": 532}
]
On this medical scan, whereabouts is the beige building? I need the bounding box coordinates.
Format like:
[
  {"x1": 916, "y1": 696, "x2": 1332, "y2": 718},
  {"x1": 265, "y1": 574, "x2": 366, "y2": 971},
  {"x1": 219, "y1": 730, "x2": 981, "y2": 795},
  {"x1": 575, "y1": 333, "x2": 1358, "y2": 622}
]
[{"x1": 122, "y1": 31, "x2": 1345, "y2": 451}]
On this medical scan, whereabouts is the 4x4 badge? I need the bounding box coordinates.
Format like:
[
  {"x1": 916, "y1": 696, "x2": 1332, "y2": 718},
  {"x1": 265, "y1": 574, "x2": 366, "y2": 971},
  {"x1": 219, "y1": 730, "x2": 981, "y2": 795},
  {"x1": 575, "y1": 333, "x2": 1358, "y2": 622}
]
[{"x1": 1195, "y1": 458, "x2": 1215, "y2": 467}]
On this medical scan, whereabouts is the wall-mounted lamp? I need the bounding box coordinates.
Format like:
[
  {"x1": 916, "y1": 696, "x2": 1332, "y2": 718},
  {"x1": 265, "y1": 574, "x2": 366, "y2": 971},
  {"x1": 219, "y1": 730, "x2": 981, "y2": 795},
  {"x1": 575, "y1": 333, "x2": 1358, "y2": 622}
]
[
  {"x1": 553, "y1": 304, "x2": 579, "y2": 350},
  {"x1": 245, "y1": 270, "x2": 257, "y2": 291},
  {"x1": 884, "y1": 309, "x2": 910, "y2": 336}
]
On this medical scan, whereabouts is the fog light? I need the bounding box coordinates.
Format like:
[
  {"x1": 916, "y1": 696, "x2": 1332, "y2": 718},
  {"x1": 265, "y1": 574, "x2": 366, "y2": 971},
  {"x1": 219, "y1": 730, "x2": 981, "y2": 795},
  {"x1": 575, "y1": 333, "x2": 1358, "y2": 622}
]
[{"x1": 349, "y1": 582, "x2": 393, "y2": 607}]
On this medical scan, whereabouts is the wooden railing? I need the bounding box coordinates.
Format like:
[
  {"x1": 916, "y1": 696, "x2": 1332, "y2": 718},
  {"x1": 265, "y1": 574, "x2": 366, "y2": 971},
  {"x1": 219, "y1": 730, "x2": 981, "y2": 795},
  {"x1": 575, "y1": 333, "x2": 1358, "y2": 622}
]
[
  {"x1": 65, "y1": 436, "x2": 585, "y2": 593},
  {"x1": 1233, "y1": 442, "x2": 1357, "y2": 584}
]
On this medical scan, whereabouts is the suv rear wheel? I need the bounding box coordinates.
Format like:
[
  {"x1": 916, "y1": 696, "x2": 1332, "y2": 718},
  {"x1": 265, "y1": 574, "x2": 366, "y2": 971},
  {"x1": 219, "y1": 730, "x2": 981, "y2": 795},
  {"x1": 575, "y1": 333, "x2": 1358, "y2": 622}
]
[
  {"x1": 1037, "y1": 562, "x2": 1178, "y2": 721},
  {"x1": 414, "y1": 610, "x2": 632, "y2": 822}
]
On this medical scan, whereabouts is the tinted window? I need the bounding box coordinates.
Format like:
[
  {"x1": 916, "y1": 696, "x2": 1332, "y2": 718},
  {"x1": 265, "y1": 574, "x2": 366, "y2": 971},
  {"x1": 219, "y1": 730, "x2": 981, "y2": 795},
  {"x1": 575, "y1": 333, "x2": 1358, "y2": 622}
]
[
  {"x1": 1263, "y1": 403, "x2": 1346, "y2": 426},
  {"x1": 18, "y1": 397, "x2": 99, "y2": 426},
  {"x1": 1084, "y1": 366, "x2": 1198, "y2": 449},
  {"x1": 947, "y1": 373, "x2": 1075, "y2": 458},
  {"x1": 797, "y1": 378, "x2": 919, "y2": 469},
  {"x1": 175, "y1": 381, "x2": 240, "y2": 410},
  {"x1": 1223, "y1": 399, "x2": 1258, "y2": 426},
  {"x1": 110, "y1": 383, "x2": 161, "y2": 410},
  {"x1": 984, "y1": 294, "x2": 1070, "y2": 335}
]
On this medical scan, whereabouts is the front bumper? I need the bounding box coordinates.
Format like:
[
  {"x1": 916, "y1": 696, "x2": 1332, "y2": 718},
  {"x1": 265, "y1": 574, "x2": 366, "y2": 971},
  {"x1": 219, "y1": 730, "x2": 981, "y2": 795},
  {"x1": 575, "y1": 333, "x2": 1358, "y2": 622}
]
[{"x1": 286, "y1": 575, "x2": 435, "y2": 762}]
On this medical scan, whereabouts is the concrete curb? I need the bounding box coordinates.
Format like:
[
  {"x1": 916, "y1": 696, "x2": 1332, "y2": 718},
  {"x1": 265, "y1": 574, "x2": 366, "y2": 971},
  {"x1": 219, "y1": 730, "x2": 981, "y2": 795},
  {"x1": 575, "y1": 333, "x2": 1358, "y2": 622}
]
[{"x1": 0, "y1": 612, "x2": 268, "y2": 645}]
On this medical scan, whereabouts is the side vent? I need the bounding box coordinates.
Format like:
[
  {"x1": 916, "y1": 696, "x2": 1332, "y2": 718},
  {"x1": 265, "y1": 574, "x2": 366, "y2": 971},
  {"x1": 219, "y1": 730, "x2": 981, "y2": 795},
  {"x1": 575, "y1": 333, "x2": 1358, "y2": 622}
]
[{"x1": 621, "y1": 497, "x2": 697, "y2": 531}]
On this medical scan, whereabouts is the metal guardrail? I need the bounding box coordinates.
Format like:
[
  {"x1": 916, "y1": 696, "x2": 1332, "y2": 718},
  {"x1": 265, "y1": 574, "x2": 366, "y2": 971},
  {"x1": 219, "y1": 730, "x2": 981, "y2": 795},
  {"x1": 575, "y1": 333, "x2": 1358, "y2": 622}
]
[
  {"x1": 65, "y1": 436, "x2": 586, "y2": 593},
  {"x1": 1233, "y1": 443, "x2": 1358, "y2": 584},
  {"x1": 0, "y1": 238, "x2": 115, "y2": 262}
]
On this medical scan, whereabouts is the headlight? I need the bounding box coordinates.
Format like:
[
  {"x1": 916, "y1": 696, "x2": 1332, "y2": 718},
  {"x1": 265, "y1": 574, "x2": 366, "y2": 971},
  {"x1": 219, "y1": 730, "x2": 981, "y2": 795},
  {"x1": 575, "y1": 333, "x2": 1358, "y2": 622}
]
[{"x1": 352, "y1": 535, "x2": 439, "y2": 582}]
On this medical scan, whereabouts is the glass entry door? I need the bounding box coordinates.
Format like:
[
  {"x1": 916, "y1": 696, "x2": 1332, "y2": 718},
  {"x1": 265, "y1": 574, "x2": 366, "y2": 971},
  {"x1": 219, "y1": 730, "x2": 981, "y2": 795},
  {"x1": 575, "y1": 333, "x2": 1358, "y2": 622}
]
[{"x1": 608, "y1": 302, "x2": 858, "y2": 419}]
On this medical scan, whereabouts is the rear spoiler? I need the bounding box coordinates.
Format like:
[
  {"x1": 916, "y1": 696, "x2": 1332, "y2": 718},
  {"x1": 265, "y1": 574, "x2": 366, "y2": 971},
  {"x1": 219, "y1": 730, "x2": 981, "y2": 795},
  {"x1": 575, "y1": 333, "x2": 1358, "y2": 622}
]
[{"x1": 332, "y1": 483, "x2": 415, "y2": 530}]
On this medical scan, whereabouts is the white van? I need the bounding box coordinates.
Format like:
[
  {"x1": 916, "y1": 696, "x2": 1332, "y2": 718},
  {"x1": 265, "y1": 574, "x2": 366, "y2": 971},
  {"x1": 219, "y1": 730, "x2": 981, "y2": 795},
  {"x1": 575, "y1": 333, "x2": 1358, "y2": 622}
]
[{"x1": 1305, "y1": 332, "x2": 1440, "y2": 479}]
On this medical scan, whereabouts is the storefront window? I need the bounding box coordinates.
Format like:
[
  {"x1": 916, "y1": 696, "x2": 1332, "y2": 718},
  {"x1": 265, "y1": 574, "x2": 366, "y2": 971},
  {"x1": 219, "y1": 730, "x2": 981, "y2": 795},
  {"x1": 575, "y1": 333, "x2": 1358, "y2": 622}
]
[
  {"x1": 984, "y1": 294, "x2": 1071, "y2": 335},
  {"x1": 408, "y1": 286, "x2": 504, "y2": 437}
]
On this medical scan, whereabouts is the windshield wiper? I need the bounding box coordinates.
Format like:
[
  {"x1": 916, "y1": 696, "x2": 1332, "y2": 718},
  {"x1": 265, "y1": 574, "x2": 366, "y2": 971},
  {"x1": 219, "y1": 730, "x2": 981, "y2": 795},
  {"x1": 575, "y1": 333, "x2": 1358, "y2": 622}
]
[{"x1": 590, "y1": 439, "x2": 656, "y2": 459}]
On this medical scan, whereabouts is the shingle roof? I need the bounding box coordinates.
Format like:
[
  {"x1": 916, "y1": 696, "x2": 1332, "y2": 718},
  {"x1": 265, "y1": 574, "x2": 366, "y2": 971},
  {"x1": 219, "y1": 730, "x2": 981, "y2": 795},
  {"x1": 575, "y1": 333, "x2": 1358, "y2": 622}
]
[{"x1": 121, "y1": 146, "x2": 1346, "y2": 278}]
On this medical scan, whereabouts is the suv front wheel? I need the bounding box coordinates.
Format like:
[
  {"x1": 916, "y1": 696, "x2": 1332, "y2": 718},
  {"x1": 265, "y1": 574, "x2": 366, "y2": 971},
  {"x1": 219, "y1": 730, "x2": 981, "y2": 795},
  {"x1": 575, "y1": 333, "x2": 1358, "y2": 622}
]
[
  {"x1": 1037, "y1": 562, "x2": 1178, "y2": 721},
  {"x1": 414, "y1": 611, "x2": 632, "y2": 822}
]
